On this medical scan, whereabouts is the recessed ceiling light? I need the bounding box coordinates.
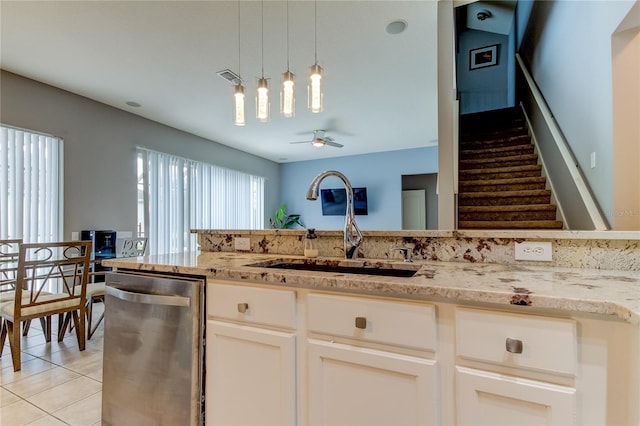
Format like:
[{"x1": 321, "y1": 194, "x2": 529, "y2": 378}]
[
  {"x1": 386, "y1": 20, "x2": 407, "y2": 35},
  {"x1": 126, "y1": 101, "x2": 141, "y2": 108}
]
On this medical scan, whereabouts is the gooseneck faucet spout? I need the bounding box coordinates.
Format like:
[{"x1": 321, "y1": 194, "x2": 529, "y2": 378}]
[{"x1": 306, "y1": 170, "x2": 363, "y2": 259}]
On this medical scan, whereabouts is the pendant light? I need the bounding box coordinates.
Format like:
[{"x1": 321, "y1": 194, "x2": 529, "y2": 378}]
[
  {"x1": 280, "y1": 0, "x2": 295, "y2": 118},
  {"x1": 256, "y1": 0, "x2": 270, "y2": 122},
  {"x1": 233, "y1": 0, "x2": 245, "y2": 126},
  {"x1": 308, "y1": 0, "x2": 323, "y2": 113}
]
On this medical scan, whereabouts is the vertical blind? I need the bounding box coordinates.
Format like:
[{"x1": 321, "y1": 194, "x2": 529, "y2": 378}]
[
  {"x1": 0, "y1": 125, "x2": 63, "y2": 242},
  {"x1": 138, "y1": 148, "x2": 264, "y2": 254}
]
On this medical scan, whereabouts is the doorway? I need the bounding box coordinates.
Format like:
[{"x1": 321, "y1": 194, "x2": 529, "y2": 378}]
[{"x1": 401, "y1": 174, "x2": 438, "y2": 229}]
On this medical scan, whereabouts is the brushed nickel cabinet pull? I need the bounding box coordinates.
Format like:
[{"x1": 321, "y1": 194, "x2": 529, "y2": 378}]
[
  {"x1": 355, "y1": 316, "x2": 367, "y2": 329},
  {"x1": 237, "y1": 303, "x2": 249, "y2": 314},
  {"x1": 506, "y1": 337, "x2": 523, "y2": 354}
]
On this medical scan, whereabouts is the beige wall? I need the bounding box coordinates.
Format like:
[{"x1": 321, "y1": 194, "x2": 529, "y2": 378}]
[
  {"x1": 612, "y1": 7, "x2": 640, "y2": 230},
  {"x1": 0, "y1": 71, "x2": 281, "y2": 239}
]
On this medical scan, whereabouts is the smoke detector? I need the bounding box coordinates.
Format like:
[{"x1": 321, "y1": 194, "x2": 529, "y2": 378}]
[{"x1": 477, "y1": 10, "x2": 492, "y2": 21}]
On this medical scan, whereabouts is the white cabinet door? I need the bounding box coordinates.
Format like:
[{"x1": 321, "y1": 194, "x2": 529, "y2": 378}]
[
  {"x1": 456, "y1": 366, "x2": 576, "y2": 426},
  {"x1": 206, "y1": 320, "x2": 296, "y2": 426},
  {"x1": 307, "y1": 339, "x2": 439, "y2": 426}
]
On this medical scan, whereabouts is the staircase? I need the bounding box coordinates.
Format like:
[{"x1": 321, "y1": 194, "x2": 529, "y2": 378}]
[{"x1": 458, "y1": 108, "x2": 563, "y2": 229}]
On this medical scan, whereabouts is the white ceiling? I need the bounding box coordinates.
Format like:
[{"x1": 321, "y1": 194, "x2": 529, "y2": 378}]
[{"x1": 0, "y1": 0, "x2": 439, "y2": 163}]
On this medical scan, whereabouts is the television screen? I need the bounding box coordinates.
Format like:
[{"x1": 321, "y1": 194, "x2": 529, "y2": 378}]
[{"x1": 321, "y1": 187, "x2": 368, "y2": 216}]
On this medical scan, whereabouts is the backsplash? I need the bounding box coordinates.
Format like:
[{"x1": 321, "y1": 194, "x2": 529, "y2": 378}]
[{"x1": 193, "y1": 229, "x2": 640, "y2": 271}]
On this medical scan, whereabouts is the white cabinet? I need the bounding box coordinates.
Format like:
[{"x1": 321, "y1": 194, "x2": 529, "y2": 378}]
[
  {"x1": 203, "y1": 280, "x2": 638, "y2": 426},
  {"x1": 308, "y1": 339, "x2": 438, "y2": 425},
  {"x1": 205, "y1": 283, "x2": 297, "y2": 426},
  {"x1": 455, "y1": 307, "x2": 578, "y2": 425},
  {"x1": 306, "y1": 293, "x2": 439, "y2": 425},
  {"x1": 456, "y1": 366, "x2": 576, "y2": 425}
]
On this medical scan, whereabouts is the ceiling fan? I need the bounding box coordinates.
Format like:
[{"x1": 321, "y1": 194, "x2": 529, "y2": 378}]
[{"x1": 290, "y1": 130, "x2": 344, "y2": 148}]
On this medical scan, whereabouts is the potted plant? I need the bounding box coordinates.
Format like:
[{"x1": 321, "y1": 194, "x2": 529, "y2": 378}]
[{"x1": 270, "y1": 203, "x2": 304, "y2": 229}]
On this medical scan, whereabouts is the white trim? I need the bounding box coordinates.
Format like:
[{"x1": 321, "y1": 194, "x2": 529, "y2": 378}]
[{"x1": 516, "y1": 54, "x2": 608, "y2": 231}]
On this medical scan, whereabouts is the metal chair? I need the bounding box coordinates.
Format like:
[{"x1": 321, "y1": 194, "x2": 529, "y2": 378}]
[
  {"x1": 85, "y1": 237, "x2": 147, "y2": 339},
  {"x1": 0, "y1": 241, "x2": 92, "y2": 371}
]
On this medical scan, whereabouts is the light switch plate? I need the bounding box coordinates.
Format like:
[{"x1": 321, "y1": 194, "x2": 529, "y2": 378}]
[
  {"x1": 234, "y1": 237, "x2": 251, "y2": 251},
  {"x1": 515, "y1": 241, "x2": 553, "y2": 261}
]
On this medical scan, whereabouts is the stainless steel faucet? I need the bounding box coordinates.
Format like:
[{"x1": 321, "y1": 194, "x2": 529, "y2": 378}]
[{"x1": 306, "y1": 170, "x2": 363, "y2": 259}]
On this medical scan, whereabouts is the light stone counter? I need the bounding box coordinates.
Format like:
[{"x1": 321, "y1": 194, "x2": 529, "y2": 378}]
[{"x1": 104, "y1": 251, "x2": 640, "y2": 325}]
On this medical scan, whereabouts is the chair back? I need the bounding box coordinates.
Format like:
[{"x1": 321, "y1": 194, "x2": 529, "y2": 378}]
[
  {"x1": 116, "y1": 237, "x2": 148, "y2": 258},
  {"x1": 0, "y1": 239, "x2": 22, "y2": 295},
  {"x1": 13, "y1": 241, "x2": 92, "y2": 321}
]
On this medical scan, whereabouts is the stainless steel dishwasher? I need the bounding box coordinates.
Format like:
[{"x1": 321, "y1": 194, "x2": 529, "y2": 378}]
[{"x1": 102, "y1": 270, "x2": 204, "y2": 426}]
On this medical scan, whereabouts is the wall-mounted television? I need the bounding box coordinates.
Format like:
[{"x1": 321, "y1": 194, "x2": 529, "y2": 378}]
[{"x1": 321, "y1": 187, "x2": 368, "y2": 216}]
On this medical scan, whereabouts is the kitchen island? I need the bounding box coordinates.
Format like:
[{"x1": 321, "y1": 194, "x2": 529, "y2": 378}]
[{"x1": 104, "y1": 249, "x2": 640, "y2": 425}]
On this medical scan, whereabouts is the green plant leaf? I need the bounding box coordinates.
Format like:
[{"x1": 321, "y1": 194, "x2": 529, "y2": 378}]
[{"x1": 270, "y1": 204, "x2": 304, "y2": 229}]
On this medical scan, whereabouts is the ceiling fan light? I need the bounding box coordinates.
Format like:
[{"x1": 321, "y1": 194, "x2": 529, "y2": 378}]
[
  {"x1": 308, "y1": 63, "x2": 323, "y2": 113},
  {"x1": 281, "y1": 70, "x2": 295, "y2": 118},
  {"x1": 256, "y1": 77, "x2": 270, "y2": 122},
  {"x1": 312, "y1": 138, "x2": 325, "y2": 148},
  {"x1": 233, "y1": 84, "x2": 245, "y2": 126}
]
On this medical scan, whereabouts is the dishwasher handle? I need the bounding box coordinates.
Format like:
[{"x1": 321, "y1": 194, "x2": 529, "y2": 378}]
[{"x1": 106, "y1": 285, "x2": 191, "y2": 307}]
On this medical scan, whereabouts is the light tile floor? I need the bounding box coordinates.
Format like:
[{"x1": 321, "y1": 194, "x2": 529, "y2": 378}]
[{"x1": 1, "y1": 304, "x2": 104, "y2": 426}]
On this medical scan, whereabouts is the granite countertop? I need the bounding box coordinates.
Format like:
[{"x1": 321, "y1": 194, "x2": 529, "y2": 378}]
[{"x1": 103, "y1": 252, "x2": 640, "y2": 326}]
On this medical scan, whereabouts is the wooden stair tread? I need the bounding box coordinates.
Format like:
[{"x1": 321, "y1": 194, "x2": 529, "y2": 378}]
[
  {"x1": 460, "y1": 144, "x2": 533, "y2": 157},
  {"x1": 460, "y1": 164, "x2": 542, "y2": 175},
  {"x1": 459, "y1": 204, "x2": 557, "y2": 212},
  {"x1": 458, "y1": 189, "x2": 551, "y2": 198},
  {"x1": 458, "y1": 220, "x2": 564, "y2": 229},
  {"x1": 460, "y1": 153, "x2": 538, "y2": 164},
  {"x1": 460, "y1": 134, "x2": 531, "y2": 147},
  {"x1": 458, "y1": 176, "x2": 546, "y2": 186}
]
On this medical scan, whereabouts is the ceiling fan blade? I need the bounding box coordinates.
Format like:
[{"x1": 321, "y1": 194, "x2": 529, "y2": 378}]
[
  {"x1": 290, "y1": 141, "x2": 311, "y2": 145},
  {"x1": 324, "y1": 140, "x2": 344, "y2": 148}
]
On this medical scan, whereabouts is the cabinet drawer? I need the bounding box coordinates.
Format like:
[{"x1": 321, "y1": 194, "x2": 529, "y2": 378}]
[
  {"x1": 307, "y1": 293, "x2": 437, "y2": 351},
  {"x1": 456, "y1": 308, "x2": 576, "y2": 375},
  {"x1": 208, "y1": 282, "x2": 296, "y2": 329}
]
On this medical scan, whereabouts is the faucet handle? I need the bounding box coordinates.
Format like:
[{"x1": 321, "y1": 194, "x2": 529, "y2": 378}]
[{"x1": 391, "y1": 246, "x2": 412, "y2": 263}]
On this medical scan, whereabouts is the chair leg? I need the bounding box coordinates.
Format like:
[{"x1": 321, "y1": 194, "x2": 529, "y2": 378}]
[
  {"x1": 87, "y1": 296, "x2": 105, "y2": 340},
  {"x1": 71, "y1": 310, "x2": 86, "y2": 351},
  {"x1": 39, "y1": 316, "x2": 53, "y2": 342},
  {"x1": 7, "y1": 320, "x2": 22, "y2": 371},
  {"x1": 0, "y1": 320, "x2": 7, "y2": 357},
  {"x1": 22, "y1": 319, "x2": 31, "y2": 336},
  {"x1": 58, "y1": 312, "x2": 71, "y2": 342},
  {"x1": 57, "y1": 313, "x2": 65, "y2": 337}
]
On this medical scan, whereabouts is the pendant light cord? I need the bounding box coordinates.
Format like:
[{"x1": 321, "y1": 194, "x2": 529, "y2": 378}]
[
  {"x1": 314, "y1": 0, "x2": 318, "y2": 63},
  {"x1": 237, "y1": 0, "x2": 241, "y2": 81},
  {"x1": 261, "y1": 0, "x2": 265, "y2": 78},
  {"x1": 286, "y1": 0, "x2": 290, "y2": 70}
]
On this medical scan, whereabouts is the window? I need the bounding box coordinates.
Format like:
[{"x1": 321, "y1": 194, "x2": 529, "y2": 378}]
[
  {"x1": 137, "y1": 148, "x2": 265, "y2": 254},
  {"x1": 0, "y1": 125, "x2": 63, "y2": 242}
]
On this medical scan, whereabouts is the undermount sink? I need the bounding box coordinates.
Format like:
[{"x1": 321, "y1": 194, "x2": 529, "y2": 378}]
[{"x1": 249, "y1": 259, "x2": 419, "y2": 278}]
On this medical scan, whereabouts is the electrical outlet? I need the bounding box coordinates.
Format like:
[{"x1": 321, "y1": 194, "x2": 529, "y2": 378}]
[
  {"x1": 234, "y1": 237, "x2": 251, "y2": 251},
  {"x1": 514, "y1": 241, "x2": 553, "y2": 261}
]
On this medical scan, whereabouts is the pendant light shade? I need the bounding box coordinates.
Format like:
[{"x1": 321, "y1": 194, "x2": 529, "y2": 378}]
[
  {"x1": 233, "y1": 0, "x2": 245, "y2": 126},
  {"x1": 256, "y1": 77, "x2": 270, "y2": 122},
  {"x1": 308, "y1": 0, "x2": 324, "y2": 114},
  {"x1": 233, "y1": 83, "x2": 246, "y2": 126},
  {"x1": 281, "y1": 70, "x2": 295, "y2": 118},
  {"x1": 308, "y1": 63, "x2": 323, "y2": 113},
  {"x1": 280, "y1": 0, "x2": 295, "y2": 118},
  {"x1": 255, "y1": 0, "x2": 270, "y2": 122}
]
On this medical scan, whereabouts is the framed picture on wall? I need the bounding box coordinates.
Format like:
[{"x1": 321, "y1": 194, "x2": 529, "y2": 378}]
[{"x1": 469, "y1": 44, "x2": 498, "y2": 70}]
